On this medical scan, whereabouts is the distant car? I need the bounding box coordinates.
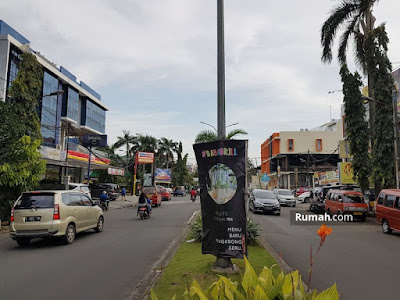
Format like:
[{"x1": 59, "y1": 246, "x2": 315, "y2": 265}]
[
  {"x1": 296, "y1": 187, "x2": 311, "y2": 197},
  {"x1": 89, "y1": 183, "x2": 120, "y2": 200},
  {"x1": 249, "y1": 189, "x2": 280, "y2": 215},
  {"x1": 173, "y1": 186, "x2": 186, "y2": 197},
  {"x1": 9, "y1": 190, "x2": 104, "y2": 247},
  {"x1": 159, "y1": 187, "x2": 171, "y2": 201},
  {"x1": 273, "y1": 189, "x2": 296, "y2": 207},
  {"x1": 298, "y1": 191, "x2": 311, "y2": 203},
  {"x1": 68, "y1": 183, "x2": 91, "y2": 199},
  {"x1": 143, "y1": 186, "x2": 162, "y2": 207}
]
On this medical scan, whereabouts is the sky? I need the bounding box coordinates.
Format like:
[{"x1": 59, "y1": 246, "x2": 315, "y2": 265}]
[{"x1": 1, "y1": 0, "x2": 399, "y2": 165}]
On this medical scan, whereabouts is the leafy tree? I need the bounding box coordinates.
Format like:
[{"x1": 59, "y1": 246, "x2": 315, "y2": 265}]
[
  {"x1": 8, "y1": 52, "x2": 44, "y2": 140},
  {"x1": 172, "y1": 142, "x2": 190, "y2": 187},
  {"x1": 195, "y1": 128, "x2": 248, "y2": 143},
  {"x1": 340, "y1": 64, "x2": 371, "y2": 191},
  {"x1": 0, "y1": 53, "x2": 45, "y2": 221},
  {"x1": 367, "y1": 26, "x2": 395, "y2": 188},
  {"x1": 158, "y1": 138, "x2": 177, "y2": 168}
]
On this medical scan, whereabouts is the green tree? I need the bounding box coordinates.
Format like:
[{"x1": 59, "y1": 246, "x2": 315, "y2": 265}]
[
  {"x1": 158, "y1": 138, "x2": 177, "y2": 169},
  {"x1": 8, "y1": 52, "x2": 44, "y2": 140},
  {"x1": 172, "y1": 142, "x2": 190, "y2": 187},
  {"x1": 368, "y1": 26, "x2": 395, "y2": 188},
  {"x1": 195, "y1": 128, "x2": 248, "y2": 143},
  {"x1": 340, "y1": 64, "x2": 371, "y2": 191}
]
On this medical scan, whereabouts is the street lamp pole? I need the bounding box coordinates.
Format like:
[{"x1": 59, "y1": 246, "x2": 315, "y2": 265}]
[{"x1": 217, "y1": 0, "x2": 226, "y2": 140}]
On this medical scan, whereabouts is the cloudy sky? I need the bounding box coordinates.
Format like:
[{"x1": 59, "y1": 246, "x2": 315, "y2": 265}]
[{"x1": 1, "y1": 0, "x2": 399, "y2": 165}]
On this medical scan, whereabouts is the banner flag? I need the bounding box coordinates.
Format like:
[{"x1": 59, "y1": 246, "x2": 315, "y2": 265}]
[{"x1": 193, "y1": 140, "x2": 247, "y2": 258}]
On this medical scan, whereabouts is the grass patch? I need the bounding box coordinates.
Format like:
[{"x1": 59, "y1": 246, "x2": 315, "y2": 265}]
[{"x1": 152, "y1": 239, "x2": 278, "y2": 300}]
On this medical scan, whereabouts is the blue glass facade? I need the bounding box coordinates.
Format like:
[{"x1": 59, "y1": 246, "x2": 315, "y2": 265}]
[
  {"x1": 85, "y1": 100, "x2": 106, "y2": 133},
  {"x1": 7, "y1": 45, "x2": 21, "y2": 89},
  {"x1": 67, "y1": 87, "x2": 79, "y2": 122},
  {"x1": 41, "y1": 72, "x2": 61, "y2": 148}
]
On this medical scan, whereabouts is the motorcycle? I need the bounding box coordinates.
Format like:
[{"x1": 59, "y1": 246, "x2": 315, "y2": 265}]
[
  {"x1": 190, "y1": 195, "x2": 196, "y2": 202},
  {"x1": 137, "y1": 204, "x2": 150, "y2": 220},
  {"x1": 100, "y1": 201, "x2": 108, "y2": 211}
]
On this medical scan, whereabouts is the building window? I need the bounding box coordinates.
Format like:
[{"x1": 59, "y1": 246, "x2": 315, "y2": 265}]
[
  {"x1": 288, "y1": 139, "x2": 294, "y2": 151},
  {"x1": 41, "y1": 72, "x2": 60, "y2": 148},
  {"x1": 316, "y1": 139, "x2": 323, "y2": 152},
  {"x1": 7, "y1": 45, "x2": 21, "y2": 90},
  {"x1": 67, "y1": 87, "x2": 79, "y2": 122},
  {"x1": 85, "y1": 101, "x2": 106, "y2": 133}
]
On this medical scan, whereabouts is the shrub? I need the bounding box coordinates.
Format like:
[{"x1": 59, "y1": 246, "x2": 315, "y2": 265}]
[
  {"x1": 151, "y1": 257, "x2": 339, "y2": 300},
  {"x1": 189, "y1": 216, "x2": 261, "y2": 244}
]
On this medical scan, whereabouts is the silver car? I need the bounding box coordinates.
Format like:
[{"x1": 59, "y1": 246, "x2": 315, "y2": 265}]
[
  {"x1": 249, "y1": 189, "x2": 281, "y2": 215},
  {"x1": 10, "y1": 190, "x2": 104, "y2": 247},
  {"x1": 273, "y1": 189, "x2": 296, "y2": 207}
]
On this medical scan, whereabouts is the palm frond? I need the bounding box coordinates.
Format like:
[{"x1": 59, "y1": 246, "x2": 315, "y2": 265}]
[
  {"x1": 338, "y1": 15, "x2": 360, "y2": 66},
  {"x1": 226, "y1": 129, "x2": 248, "y2": 140},
  {"x1": 195, "y1": 130, "x2": 218, "y2": 144}
]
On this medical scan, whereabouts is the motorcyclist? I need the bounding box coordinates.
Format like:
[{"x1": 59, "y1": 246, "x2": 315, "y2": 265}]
[
  {"x1": 138, "y1": 191, "x2": 152, "y2": 215},
  {"x1": 100, "y1": 191, "x2": 109, "y2": 210},
  {"x1": 190, "y1": 188, "x2": 197, "y2": 200}
]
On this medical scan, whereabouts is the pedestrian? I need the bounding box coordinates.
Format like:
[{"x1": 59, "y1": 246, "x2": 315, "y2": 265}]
[{"x1": 121, "y1": 187, "x2": 126, "y2": 201}]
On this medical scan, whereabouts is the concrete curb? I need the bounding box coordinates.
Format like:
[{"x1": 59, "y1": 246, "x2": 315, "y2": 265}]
[{"x1": 129, "y1": 210, "x2": 201, "y2": 300}]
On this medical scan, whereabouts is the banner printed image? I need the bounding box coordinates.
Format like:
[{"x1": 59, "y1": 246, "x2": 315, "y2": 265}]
[{"x1": 207, "y1": 163, "x2": 237, "y2": 204}]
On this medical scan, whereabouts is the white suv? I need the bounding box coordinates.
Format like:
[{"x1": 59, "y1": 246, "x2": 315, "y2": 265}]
[{"x1": 10, "y1": 190, "x2": 104, "y2": 247}]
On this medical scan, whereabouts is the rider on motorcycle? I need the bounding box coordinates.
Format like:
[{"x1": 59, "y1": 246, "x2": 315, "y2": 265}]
[
  {"x1": 190, "y1": 188, "x2": 197, "y2": 200},
  {"x1": 100, "y1": 191, "x2": 109, "y2": 209},
  {"x1": 138, "y1": 191, "x2": 152, "y2": 215}
]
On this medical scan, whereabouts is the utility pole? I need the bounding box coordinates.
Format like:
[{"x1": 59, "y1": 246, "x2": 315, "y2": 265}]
[
  {"x1": 393, "y1": 88, "x2": 399, "y2": 189},
  {"x1": 217, "y1": 0, "x2": 225, "y2": 140},
  {"x1": 306, "y1": 150, "x2": 310, "y2": 186}
]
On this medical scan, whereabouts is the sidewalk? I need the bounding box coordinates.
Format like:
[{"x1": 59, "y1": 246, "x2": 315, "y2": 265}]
[{"x1": 103, "y1": 194, "x2": 138, "y2": 210}]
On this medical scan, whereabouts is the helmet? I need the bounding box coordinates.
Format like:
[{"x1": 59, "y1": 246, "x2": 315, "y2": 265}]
[{"x1": 102, "y1": 191, "x2": 107, "y2": 194}]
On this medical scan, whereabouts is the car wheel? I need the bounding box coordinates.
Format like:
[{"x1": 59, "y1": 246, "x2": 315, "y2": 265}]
[
  {"x1": 63, "y1": 224, "x2": 76, "y2": 244},
  {"x1": 276, "y1": 212, "x2": 281, "y2": 216},
  {"x1": 159, "y1": 201, "x2": 161, "y2": 206},
  {"x1": 16, "y1": 238, "x2": 31, "y2": 247},
  {"x1": 382, "y1": 219, "x2": 392, "y2": 234},
  {"x1": 327, "y1": 208, "x2": 332, "y2": 216},
  {"x1": 94, "y1": 216, "x2": 104, "y2": 233},
  {"x1": 360, "y1": 215, "x2": 366, "y2": 222},
  {"x1": 305, "y1": 197, "x2": 310, "y2": 203}
]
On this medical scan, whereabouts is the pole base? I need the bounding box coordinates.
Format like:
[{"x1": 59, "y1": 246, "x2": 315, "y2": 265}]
[{"x1": 211, "y1": 257, "x2": 239, "y2": 275}]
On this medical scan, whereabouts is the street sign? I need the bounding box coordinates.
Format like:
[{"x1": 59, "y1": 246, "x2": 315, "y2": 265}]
[{"x1": 82, "y1": 134, "x2": 107, "y2": 147}]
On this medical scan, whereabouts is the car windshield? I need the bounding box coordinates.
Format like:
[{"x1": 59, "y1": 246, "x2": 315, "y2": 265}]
[
  {"x1": 143, "y1": 187, "x2": 155, "y2": 193},
  {"x1": 15, "y1": 193, "x2": 54, "y2": 209},
  {"x1": 343, "y1": 194, "x2": 364, "y2": 203},
  {"x1": 278, "y1": 190, "x2": 292, "y2": 196},
  {"x1": 81, "y1": 186, "x2": 90, "y2": 192},
  {"x1": 255, "y1": 191, "x2": 275, "y2": 199}
]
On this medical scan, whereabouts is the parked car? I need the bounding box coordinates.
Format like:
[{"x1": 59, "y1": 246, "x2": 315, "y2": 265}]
[
  {"x1": 298, "y1": 191, "x2": 311, "y2": 203},
  {"x1": 325, "y1": 189, "x2": 368, "y2": 221},
  {"x1": 9, "y1": 190, "x2": 104, "y2": 246},
  {"x1": 173, "y1": 186, "x2": 186, "y2": 197},
  {"x1": 143, "y1": 186, "x2": 162, "y2": 207},
  {"x1": 249, "y1": 189, "x2": 280, "y2": 215},
  {"x1": 89, "y1": 183, "x2": 120, "y2": 200},
  {"x1": 68, "y1": 183, "x2": 91, "y2": 198},
  {"x1": 273, "y1": 189, "x2": 296, "y2": 207},
  {"x1": 295, "y1": 187, "x2": 311, "y2": 197},
  {"x1": 375, "y1": 189, "x2": 400, "y2": 234},
  {"x1": 159, "y1": 186, "x2": 171, "y2": 201}
]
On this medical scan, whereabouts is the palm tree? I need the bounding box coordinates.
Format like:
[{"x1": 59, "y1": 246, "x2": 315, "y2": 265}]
[
  {"x1": 195, "y1": 129, "x2": 248, "y2": 143},
  {"x1": 158, "y1": 138, "x2": 177, "y2": 168},
  {"x1": 320, "y1": 0, "x2": 381, "y2": 124},
  {"x1": 113, "y1": 130, "x2": 135, "y2": 165}
]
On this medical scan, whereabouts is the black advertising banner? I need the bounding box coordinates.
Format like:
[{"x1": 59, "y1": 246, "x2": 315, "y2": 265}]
[{"x1": 193, "y1": 140, "x2": 247, "y2": 258}]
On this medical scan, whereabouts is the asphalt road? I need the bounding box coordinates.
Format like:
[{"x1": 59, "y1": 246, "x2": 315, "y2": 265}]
[
  {"x1": 0, "y1": 195, "x2": 199, "y2": 300},
  {"x1": 250, "y1": 202, "x2": 400, "y2": 300}
]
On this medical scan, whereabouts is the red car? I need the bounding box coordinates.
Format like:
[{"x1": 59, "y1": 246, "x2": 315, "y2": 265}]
[
  {"x1": 296, "y1": 187, "x2": 311, "y2": 197},
  {"x1": 159, "y1": 187, "x2": 171, "y2": 201}
]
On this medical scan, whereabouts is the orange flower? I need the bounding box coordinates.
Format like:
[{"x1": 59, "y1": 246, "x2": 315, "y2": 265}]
[{"x1": 317, "y1": 224, "x2": 332, "y2": 245}]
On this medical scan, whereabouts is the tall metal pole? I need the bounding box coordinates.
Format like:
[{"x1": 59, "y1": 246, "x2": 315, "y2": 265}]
[
  {"x1": 392, "y1": 89, "x2": 399, "y2": 189},
  {"x1": 217, "y1": 0, "x2": 226, "y2": 140}
]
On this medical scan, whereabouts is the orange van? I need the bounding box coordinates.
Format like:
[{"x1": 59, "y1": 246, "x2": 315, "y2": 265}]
[
  {"x1": 325, "y1": 189, "x2": 368, "y2": 221},
  {"x1": 143, "y1": 186, "x2": 162, "y2": 207},
  {"x1": 375, "y1": 189, "x2": 400, "y2": 234}
]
